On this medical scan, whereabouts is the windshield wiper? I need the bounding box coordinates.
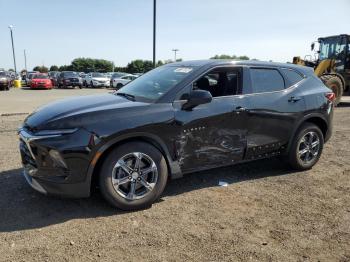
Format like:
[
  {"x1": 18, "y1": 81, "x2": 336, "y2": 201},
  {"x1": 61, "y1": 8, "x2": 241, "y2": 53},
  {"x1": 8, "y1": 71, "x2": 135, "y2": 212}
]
[{"x1": 115, "y1": 92, "x2": 135, "y2": 101}]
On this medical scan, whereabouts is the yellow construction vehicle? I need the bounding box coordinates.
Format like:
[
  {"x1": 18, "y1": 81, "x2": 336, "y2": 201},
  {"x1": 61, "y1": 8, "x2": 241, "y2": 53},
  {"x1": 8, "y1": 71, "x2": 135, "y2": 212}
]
[{"x1": 293, "y1": 34, "x2": 350, "y2": 105}]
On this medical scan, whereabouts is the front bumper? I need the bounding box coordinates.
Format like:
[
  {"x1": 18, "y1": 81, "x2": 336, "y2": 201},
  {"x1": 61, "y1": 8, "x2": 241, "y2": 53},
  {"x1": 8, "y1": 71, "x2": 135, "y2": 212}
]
[
  {"x1": 31, "y1": 84, "x2": 52, "y2": 89},
  {"x1": 93, "y1": 81, "x2": 109, "y2": 87},
  {"x1": 0, "y1": 82, "x2": 9, "y2": 88},
  {"x1": 19, "y1": 128, "x2": 93, "y2": 198},
  {"x1": 22, "y1": 165, "x2": 91, "y2": 198}
]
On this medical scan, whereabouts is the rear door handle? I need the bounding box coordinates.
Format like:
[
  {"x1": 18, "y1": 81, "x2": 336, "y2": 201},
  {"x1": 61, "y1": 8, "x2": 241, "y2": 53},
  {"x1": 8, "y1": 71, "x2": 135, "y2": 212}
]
[{"x1": 288, "y1": 96, "x2": 301, "y2": 103}]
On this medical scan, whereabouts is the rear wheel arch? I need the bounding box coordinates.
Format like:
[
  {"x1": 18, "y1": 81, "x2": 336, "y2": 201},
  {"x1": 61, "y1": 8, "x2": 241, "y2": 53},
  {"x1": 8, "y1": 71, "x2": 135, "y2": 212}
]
[
  {"x1": 286, "y1": 115, "x2": 328, "y2": 153},
  {"x1": 304, "y1": 117, "x2": 328, "y2": 139}
]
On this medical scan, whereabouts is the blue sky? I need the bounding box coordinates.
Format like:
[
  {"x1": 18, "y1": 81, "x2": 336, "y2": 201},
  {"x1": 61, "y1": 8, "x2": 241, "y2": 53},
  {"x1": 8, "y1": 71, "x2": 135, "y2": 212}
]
[{"x1": 0, "y1": 0, "x2": 349, "y2": 70}]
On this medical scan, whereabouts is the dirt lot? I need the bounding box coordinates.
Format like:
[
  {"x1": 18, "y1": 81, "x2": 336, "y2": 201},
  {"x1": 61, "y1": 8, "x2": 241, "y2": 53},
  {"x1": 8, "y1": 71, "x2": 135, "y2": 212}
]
[{"x1": 0, "y1": 88, "x2": 350, "y2": 261}]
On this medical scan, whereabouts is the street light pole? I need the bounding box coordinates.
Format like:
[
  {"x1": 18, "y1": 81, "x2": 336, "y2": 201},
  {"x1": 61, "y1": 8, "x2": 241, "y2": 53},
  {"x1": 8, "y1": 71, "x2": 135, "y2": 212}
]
[
  {"x1": 8, "y1": 25, "x2": 17, "y2": 74},
  {"x1": 24, "y1": 49, "x2": 27, "y2": 72},
  {"x1": 172, "y1": 49, "x2": 179, "y2": 62},
  {"x1": 153, "y1": 0, "x2": 156, "y2": 68}
]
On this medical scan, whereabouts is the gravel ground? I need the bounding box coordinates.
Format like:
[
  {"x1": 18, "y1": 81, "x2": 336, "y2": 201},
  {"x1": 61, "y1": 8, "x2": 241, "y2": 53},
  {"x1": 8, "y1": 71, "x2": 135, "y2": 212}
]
[{"x1": 0, "y1": 88, "x2": 350, "y2": 261}]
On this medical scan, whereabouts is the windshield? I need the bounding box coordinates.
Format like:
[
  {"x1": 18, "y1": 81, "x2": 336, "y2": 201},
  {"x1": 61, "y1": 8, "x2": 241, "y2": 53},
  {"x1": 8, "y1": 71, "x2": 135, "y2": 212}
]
[
  {"x1": 319, "y1": 37, "x2": 347, "y2": 60},
  {"x1": 116, "y1": 66, "x2": 195, "y2": 101},
  {"x1": 112, "y1": 72, "x2": 126, "y2": 78},
  {"x1": 63, "y1": 72, "x2": 78, "y2": 77},
  {"x1": 33, "y1": 75, "x2": 49, "y2": 79},
  {"x1": 92, "y1": 72, "x2": 105, "y2": 77}
]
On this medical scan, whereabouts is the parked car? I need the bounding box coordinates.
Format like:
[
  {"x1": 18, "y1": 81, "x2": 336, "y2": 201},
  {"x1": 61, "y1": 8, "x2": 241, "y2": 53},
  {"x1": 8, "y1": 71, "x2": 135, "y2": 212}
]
[
  {"x1": 25, "y1": 72, "x2": 40, "y2": 86},
  {"x1": 85, "y1": 72, "x2": 110, "y2": 88},
  {"x1": 133, "y1": 73, "x2": 143, "y2": 77},
  {"x1": 111, "y1": 74, "x2": 137, "y2": 89},
  {"x1": 30, "y1": 74, "x2": 53, "y2": 89},
  {"x1": 48, "y1": 71, "x2": 60, "y2": 87},
  {"x1": 18, "y1": 60, "x2": 334, "y2": 210},
  {"x1": 0, "y1": 71, "x2": 11, "y2": 91},
  {"x1": 109, "y1": 72, "x2": 127, "y2": 87},
  {"x1": 57, "y1": 71, "x2": 82, "y2": 88}
]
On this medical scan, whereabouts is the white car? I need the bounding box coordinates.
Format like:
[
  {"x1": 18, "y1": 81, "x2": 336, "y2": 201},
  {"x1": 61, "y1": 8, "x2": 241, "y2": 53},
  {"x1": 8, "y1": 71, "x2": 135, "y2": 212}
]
[
  {"x1": 112, "y1": 74, "x2": 137, "y2": 89},
  {"x1": 85, "y1": 72, "x2": 110, "y2": 88}
]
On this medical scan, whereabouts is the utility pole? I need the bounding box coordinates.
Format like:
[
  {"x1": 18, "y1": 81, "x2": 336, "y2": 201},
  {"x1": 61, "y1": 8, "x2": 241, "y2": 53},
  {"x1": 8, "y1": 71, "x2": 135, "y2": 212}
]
[
  {"x1": 8, "y1": 25, "x2": 17, "y2": 74},
  {"x1": 24, "y1": 49, "x2": 27, "y2": 72},
  {"x1": 153, "y1": 0, "x2": 156, "y2": 68},
  {"x1": 172, "y1": 49, "x2": 179, "y2": 62}
]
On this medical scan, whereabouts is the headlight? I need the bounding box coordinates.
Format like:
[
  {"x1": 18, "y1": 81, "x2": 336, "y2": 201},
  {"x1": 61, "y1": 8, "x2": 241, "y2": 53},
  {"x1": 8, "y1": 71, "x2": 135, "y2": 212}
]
[{"x1": 35, "y1": 128, "x2": 78, "y2": 136}]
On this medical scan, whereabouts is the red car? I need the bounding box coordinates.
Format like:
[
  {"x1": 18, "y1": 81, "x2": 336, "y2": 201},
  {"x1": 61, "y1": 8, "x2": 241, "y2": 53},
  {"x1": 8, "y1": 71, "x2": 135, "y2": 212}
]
[{"x1": 30, "y1": 74, "x2": 53, "y2": 89}]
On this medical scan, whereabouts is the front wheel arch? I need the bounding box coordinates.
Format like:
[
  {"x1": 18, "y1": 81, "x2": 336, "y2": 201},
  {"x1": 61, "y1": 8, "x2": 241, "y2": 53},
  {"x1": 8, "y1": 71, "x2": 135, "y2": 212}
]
[{"x1": 88, "y1": 135, "x2": 179, "y2": 193}]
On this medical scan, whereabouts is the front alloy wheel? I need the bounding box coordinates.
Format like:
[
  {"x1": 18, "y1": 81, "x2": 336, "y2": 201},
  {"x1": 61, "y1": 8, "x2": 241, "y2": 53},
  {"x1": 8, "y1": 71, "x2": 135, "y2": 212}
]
[
  {"x1": 99, "y1": 142, "x2": 168, "y2": 210},
  {"x1": 112, "y1": 152, "x2": 158, "y2": 200}
]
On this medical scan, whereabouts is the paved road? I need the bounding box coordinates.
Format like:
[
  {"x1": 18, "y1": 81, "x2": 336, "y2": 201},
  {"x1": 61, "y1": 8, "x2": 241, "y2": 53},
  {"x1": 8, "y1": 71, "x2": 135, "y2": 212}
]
[{"x1": 0, "y1": 87, "x2": 110, "y2": 115}]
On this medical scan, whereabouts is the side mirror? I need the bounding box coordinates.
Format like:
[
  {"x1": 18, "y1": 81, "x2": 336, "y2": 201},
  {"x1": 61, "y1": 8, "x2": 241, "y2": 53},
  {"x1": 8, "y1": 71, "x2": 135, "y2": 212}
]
[
  {"x1": 311, "y1": 42, "x2": 315, "y2": 51},
  {"x1": 182, "y1": 90, "x2": 212, "y2": 111}
]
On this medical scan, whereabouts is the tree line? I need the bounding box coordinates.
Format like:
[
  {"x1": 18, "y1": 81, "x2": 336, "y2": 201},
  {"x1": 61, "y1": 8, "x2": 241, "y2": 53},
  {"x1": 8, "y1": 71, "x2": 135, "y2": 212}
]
[{"x1": 29, "y1": 54, "x2": 250, "y2": 74}]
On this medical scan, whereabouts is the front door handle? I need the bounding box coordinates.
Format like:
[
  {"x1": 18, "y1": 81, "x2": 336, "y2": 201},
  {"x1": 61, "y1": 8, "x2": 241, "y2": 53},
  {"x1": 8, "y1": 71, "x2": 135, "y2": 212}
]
[{"x1": 288, "y1": 96, "x2": 301, "y2": 103}]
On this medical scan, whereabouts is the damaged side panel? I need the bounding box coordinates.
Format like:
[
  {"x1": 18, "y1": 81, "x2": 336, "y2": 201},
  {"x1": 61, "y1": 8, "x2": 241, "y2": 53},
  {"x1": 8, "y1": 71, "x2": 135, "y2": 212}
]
[{"x1": 172, "y1": 98, "x2": 248, "y2": 172}]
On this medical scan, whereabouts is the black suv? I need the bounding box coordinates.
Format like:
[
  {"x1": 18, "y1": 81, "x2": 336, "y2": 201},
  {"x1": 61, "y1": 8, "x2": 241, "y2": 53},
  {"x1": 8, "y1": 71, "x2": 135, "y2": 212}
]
[
  {"x1": 19, "y1": 60, "x2": 334, "y2": 210},
  {"x1": 57, "y1": 71, "x2": 82, "y2": 88}
]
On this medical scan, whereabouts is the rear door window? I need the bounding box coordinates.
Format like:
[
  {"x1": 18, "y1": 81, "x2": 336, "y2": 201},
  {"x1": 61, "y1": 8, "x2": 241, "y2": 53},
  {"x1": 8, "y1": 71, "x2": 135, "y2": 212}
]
[{"x1": 248, "y1": 68, "x2": 285, "y2": 94}]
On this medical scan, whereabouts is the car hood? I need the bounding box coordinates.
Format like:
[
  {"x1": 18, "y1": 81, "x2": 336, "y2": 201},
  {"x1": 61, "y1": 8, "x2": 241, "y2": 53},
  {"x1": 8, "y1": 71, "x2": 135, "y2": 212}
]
[
  {"x1": 24, "y1": 93, "x2": 149, "y2": 130},
  {"x1": 32, "y1": 79, "x2": 50, "y2": 82},
  {"x1": 92, "y1": 77, "x2": 109, "y2": 81}
]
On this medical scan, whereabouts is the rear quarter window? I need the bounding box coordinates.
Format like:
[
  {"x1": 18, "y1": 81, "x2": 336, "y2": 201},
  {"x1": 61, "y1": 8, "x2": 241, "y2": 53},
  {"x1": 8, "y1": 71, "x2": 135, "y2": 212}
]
[
  {"x1": 281, "y1": 68, "x2": 304, "y2": 87},
  {"x1": 248, "y1": 68, "x2": 285, "y2": 94}
]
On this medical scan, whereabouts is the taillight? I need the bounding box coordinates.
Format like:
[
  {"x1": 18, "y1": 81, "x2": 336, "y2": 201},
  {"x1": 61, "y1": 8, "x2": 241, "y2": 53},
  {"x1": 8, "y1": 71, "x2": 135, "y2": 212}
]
[{"x1": 325, "y1": 92, "x2": 336, "y2": 102}]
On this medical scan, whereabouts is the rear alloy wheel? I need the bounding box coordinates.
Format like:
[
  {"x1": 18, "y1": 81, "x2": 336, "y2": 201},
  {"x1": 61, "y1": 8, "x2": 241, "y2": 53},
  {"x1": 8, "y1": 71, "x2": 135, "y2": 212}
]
[
  {"x1": 288, "y1": 123, "x2": 324, "y2": 170},
  {"x1": 99, "y1": 142, "x2": 168, "y2": 210}
]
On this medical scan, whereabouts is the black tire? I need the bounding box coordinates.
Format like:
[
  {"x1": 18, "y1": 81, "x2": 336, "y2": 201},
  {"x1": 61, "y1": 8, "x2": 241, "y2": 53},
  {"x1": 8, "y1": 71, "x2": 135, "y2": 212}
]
[
  {"x1": 287, "y1": 123, "x2": 324, "y2": 170},
  {"x1": 116, "y1": 83, "x2": 123, "y2": 89},
  {"x1": 90, "y1": 81, "x2": 94, "y2": 88},
  {"x1": 320, "y1": 74, "x2": 344, "y2": 106},
  {"x1": 99, "y1": 142, "x2": 168, "y2": 210}
]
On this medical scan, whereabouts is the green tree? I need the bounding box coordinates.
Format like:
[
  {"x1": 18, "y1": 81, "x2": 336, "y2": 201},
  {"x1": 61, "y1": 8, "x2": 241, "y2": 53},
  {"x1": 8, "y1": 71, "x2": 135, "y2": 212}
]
[
  {"x1": 58, "y1": 65, "x2": 73, "y2": 71},
  {"x1": 49, "y1": 65, "x2": 59, "y2": 71},
  {"x1": 33, "y1": 66, "x2": 49, "y2": 73},
  {"x1": 71, "y1": 58, "x2": 113, "y2": 73},
  {"x1": 156, "y1": 60, "x2": 164, "y2": 67},
  {"x1": 126, "y1": 60, "x2": 154, "y2": 73},
  {"x1": 210, "y1": 54, "x2": 249, "y2": 60}
]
